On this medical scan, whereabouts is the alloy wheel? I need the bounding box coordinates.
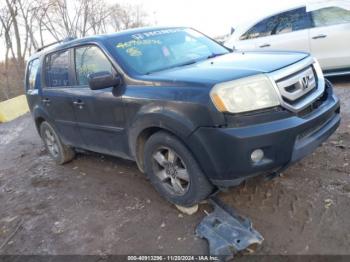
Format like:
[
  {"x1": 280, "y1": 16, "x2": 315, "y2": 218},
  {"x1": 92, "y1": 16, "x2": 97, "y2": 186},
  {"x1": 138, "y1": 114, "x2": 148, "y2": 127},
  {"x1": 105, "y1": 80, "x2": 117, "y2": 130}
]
[
  {"x1": 152, "y1": 147, "x2": 190, "y2": 196},
  {"x1": 44, "y1": 128, "x2": 59, "y2": 158}
]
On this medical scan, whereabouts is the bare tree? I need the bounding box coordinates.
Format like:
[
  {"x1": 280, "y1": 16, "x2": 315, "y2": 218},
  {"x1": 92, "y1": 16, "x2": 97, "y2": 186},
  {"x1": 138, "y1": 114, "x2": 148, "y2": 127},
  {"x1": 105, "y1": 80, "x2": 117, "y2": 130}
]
[
  {"x1": 18, "y1": 0, "x2": 41, "y2": 52},
  {"x1": 109, "y1": 3, "x2": 148, "y2": 31},
  {"x1": 0, "y1": 0, "x2": 150, "y2": 101},
  {"x1": 84, "y1": 0, "x2": 111, "y2": 35},
  {"x1": 0, "y1": 5, "x2": 15, "y2": 100},
  {"x1": 5, "y1": 0, "x2": 25, "y2": 69},
  {"x1": 38, "y1": 0, "x2": 114, "y2": 39}
]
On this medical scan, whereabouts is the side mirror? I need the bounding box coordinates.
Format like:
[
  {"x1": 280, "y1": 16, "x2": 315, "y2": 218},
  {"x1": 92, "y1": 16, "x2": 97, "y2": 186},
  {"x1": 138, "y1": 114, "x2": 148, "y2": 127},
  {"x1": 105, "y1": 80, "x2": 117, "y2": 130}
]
[
  {"x1": 87, "y1": 71, "x2": 121, "y2": 90},
  {"x1": 230, "y1": 27, "x2": 235, "y2": 35}
]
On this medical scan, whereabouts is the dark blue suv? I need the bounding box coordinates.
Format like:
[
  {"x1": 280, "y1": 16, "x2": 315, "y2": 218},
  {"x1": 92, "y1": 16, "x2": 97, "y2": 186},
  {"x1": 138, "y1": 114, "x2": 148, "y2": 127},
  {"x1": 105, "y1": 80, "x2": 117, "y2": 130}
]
[{"x1": 25, "y1": 27, "x2": 340, "y2": 206}]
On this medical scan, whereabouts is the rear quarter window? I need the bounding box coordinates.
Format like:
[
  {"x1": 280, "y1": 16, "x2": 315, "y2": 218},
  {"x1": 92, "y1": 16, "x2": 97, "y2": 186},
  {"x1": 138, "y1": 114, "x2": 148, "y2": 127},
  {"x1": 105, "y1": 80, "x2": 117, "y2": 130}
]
[{"x1": 26, "y1": 59, "x2": 40, "y2": 90}]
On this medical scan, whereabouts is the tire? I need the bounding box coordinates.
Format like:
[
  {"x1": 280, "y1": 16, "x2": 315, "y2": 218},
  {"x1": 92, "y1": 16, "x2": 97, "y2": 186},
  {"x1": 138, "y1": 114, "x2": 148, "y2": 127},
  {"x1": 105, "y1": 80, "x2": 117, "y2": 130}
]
[
  {"x1": 40, "y1": 121, "x2": 75, "y2": 165},
  {"x1": 144, "y1": 131, "x2": 214, "y2": 207}
]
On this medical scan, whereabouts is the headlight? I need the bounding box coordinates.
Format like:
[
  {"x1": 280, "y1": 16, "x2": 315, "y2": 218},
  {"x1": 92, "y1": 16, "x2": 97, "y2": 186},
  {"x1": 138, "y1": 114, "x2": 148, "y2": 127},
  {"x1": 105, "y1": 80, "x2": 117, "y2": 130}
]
[{"x1": 210, "y1": 74, "x2": 280, "y2": 113}]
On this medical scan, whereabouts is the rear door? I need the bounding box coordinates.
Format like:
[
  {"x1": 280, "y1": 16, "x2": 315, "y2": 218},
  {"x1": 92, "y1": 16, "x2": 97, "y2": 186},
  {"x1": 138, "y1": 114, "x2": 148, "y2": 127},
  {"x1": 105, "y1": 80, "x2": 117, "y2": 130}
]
[
  {"x1": 309, "y1": 6, "x2": 350, "y2": 71},
  {"x1": 71, "y1": 45, "x2": 129, "y2": 158},
  {"x1": 41, "y1": 49, "x2": 83, "y2": 147}
]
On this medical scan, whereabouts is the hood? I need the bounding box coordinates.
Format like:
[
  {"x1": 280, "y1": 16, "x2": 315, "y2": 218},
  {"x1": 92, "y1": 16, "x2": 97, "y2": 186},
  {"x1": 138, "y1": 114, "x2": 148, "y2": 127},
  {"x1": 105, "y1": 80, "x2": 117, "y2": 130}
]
[{"x1": 140, "y1": 51, "x2": 309, "y2": 86}]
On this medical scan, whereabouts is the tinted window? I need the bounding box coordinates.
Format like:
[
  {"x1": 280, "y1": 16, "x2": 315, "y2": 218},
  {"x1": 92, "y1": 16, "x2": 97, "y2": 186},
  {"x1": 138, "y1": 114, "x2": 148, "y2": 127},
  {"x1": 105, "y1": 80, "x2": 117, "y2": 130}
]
[
  {"x1": 27, "y1": 59, "x2": 40, "y2": 90},
  {"x1": 276, "y1": 8, "x2": 310, "y2": 34},
  {"x1": 311, "y1": 7, "x2": 350, "y2": 27},
  {"x1": 112, "y1": 28, "x2": 229, "y2": 74},
  {"x1": 75, "y1": 46, "x2": 114, "y2": 86},
  {"x1": 45, "y1": 50, "x2": 70, "y2": 87},
  {"x1": 240, "y1": 15, "x2": 280, "y2": 40}
]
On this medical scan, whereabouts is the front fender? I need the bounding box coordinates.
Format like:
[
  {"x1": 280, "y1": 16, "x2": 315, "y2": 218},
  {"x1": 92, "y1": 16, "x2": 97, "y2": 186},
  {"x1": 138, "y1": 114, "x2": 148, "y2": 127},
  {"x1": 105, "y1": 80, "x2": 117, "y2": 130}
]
[{"x1": 128, "y1": 106, "x2": 197, "y2": 159}]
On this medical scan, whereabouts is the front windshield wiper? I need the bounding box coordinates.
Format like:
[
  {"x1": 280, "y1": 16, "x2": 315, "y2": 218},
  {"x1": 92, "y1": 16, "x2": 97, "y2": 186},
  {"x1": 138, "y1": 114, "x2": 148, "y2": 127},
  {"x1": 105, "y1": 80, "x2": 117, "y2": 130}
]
[
  {"x1": 146, "y1": 59, "x2": 199, "y2": 75},
  {"x1": 206, "y1": 53, "x2": 227, "y2": 59},
  {"x1": 146, "y1": 53, "x2": 228, "y2": 75},
  {"x1": 177, "y1": 59, "x2": 199, "y2": 67}
]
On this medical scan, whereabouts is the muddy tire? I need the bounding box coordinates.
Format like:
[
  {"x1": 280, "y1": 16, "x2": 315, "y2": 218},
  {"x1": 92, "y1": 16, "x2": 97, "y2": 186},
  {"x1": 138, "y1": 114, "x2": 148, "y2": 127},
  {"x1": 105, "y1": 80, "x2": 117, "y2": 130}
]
[
  {"x1": 144, "y1": 131, "x2": 214, "y2": 207},
  {"x1": 40, "y1": 121, "x2": 75, "y2": 165}
]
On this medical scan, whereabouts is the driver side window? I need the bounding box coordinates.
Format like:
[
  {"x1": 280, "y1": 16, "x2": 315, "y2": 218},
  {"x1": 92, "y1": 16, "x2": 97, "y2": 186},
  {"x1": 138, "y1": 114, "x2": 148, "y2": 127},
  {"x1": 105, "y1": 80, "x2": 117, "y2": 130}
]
[
  {"x1": 240, "y1": 15, "x2": 280, "y2": 40},
  {"x1": 275, "y1": 7, "x2": 311, "y2": 34},
  {"x1": 75, "y1": 45, "x2": 114, "y2": 86},
  {"x1": 240, "y1": 7, "x2": 311, "y2": 40}
]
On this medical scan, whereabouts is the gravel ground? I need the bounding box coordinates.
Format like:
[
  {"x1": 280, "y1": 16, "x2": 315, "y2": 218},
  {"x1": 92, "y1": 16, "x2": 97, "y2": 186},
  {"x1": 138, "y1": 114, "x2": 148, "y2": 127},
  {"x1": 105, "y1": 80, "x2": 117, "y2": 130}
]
[{"x1": 0, "y1": 77, "x2": 349, "y2": 256}]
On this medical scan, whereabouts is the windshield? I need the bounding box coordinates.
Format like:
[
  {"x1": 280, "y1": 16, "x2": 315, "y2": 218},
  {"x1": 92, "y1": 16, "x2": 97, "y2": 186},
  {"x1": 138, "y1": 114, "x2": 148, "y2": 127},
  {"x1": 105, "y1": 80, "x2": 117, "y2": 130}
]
[{"x1": 111, "y1": 28, "x2": 229, "y2": 75}]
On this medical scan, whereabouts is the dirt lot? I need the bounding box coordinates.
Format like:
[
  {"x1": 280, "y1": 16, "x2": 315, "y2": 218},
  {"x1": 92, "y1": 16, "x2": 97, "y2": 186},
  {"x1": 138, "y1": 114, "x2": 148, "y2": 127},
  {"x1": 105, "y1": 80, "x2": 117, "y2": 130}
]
[{"x1": 0, "y1": 77, "x2": 349, "y2": 256}]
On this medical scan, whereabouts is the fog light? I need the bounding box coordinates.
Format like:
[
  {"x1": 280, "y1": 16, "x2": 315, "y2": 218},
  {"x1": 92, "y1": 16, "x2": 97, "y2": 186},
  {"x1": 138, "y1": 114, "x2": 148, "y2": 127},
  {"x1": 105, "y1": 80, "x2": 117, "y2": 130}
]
[{"x1": 251, "y1": 149, "x2": 264, "y2": 163}]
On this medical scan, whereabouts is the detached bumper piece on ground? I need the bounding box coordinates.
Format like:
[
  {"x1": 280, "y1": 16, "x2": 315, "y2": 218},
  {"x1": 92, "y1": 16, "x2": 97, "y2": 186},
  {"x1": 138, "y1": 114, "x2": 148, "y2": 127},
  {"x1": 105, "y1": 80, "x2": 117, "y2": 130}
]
[{"x1": 196, "y1": 197, "x2": 263, "y2": 260}]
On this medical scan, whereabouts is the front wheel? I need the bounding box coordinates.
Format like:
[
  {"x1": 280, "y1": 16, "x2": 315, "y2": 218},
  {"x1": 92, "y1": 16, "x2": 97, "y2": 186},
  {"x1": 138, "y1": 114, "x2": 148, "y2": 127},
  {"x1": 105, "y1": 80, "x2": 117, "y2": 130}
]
[
  {"x1": 40, "y1": 121, "x2": 75, "y2": 165},
  {"x1": 144, "y1": 131, "x2": 214, "y2": 207}
]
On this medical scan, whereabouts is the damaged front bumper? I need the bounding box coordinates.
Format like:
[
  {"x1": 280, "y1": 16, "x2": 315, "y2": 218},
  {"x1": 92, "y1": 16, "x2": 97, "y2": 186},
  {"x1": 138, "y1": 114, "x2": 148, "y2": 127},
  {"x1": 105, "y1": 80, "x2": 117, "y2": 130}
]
[
  {"x1": 188, "y1": 82, "x2": 340, "y2": 187},
  {"x1": 196, "y1": 197, "x2": 263, "y2": 259}
]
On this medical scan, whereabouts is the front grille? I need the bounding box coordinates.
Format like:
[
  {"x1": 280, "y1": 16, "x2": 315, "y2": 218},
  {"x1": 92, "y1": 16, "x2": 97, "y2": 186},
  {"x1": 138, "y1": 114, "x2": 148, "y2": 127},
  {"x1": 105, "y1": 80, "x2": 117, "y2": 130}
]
[
  {"x1": 269, "y1": 57, "x2": 325, "y2": 113},
  {"x1": 277, "y1": 66, "x2": 317, "y2": 104}
]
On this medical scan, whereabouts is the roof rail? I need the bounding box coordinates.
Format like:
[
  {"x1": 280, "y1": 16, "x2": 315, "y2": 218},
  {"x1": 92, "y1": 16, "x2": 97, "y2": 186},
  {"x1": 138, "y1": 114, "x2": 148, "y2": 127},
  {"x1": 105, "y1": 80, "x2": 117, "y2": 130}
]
[{"x1": 36, "y1": 37, "x2": 77, "y2": 53}]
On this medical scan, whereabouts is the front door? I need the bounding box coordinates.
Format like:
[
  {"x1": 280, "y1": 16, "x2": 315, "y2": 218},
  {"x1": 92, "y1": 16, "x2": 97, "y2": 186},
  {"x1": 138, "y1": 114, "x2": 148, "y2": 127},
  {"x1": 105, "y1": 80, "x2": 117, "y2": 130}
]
[
  {"x1": 255, "y1": 7, "x2": 311, "y2": 52},
  {"x1": 71, "y1": 45, "x2": 129, "y2": 158},
  {"x1": 236, "y1": 7, "x2": 311, "y2": 53}
]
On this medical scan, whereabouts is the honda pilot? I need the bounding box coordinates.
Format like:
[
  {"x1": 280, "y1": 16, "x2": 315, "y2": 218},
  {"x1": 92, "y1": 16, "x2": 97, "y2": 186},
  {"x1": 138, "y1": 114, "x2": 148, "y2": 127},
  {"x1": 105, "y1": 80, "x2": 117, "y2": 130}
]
[{"x1": 25, "y1": 27, "x2": 341, "y2": 206}]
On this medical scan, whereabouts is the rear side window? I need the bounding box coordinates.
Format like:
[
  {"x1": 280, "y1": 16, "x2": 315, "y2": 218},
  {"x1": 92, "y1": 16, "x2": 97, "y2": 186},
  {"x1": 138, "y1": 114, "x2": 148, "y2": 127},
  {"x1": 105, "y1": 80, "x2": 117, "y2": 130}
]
[
  {"x1": 75, "y1": 45, "x2": 114, "y2": 86},
  {"x1": 311, "y1": 7, "x2": 350, "y2": 27},
  {"x1": 45, "y1": 50, "x2": 71, "y2": 87},
  {"x1": 275, "y1": 8, "x2": 311, "y2": 34},
  {"x1": 27, "y1": 59, "x2": 40, "y2": 90}
]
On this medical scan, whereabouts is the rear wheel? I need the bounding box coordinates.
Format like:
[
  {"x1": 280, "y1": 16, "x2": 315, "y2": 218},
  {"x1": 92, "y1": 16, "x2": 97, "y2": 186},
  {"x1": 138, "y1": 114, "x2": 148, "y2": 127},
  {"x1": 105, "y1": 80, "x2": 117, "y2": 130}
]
[
  {"x1": 144, "y1": 131, "x2": 214, "y2": 207},
  {"x1": 40, "y1": 121, "x2": 75, "y2": 164}
]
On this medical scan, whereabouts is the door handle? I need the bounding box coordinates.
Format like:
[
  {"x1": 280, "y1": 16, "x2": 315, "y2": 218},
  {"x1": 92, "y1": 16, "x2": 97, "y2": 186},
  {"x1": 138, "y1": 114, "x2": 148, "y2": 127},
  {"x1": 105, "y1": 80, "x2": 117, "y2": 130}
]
[
  {"x1": 42, "y1": 98, "x2": 51, "y2": 105},
  {"x1": 73, "y1": 100, "x2": 84, "y2": 109},
  {"x1": 259, "y1": 43, "x2": 271, "y2": 48},
  {"x1": 312, "y1": 34, "x2": 327, "y2": 40}
]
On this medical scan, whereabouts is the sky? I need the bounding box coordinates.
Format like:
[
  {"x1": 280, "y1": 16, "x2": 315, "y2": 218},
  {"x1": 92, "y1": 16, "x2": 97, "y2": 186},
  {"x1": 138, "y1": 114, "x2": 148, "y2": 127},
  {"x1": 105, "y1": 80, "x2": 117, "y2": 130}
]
[
  {"x1": 0, "y1": 0, "x2": 326, "y2": 60},
  {"x1": 118, "y1": 0, "x2": 315, "y2": 37}
]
